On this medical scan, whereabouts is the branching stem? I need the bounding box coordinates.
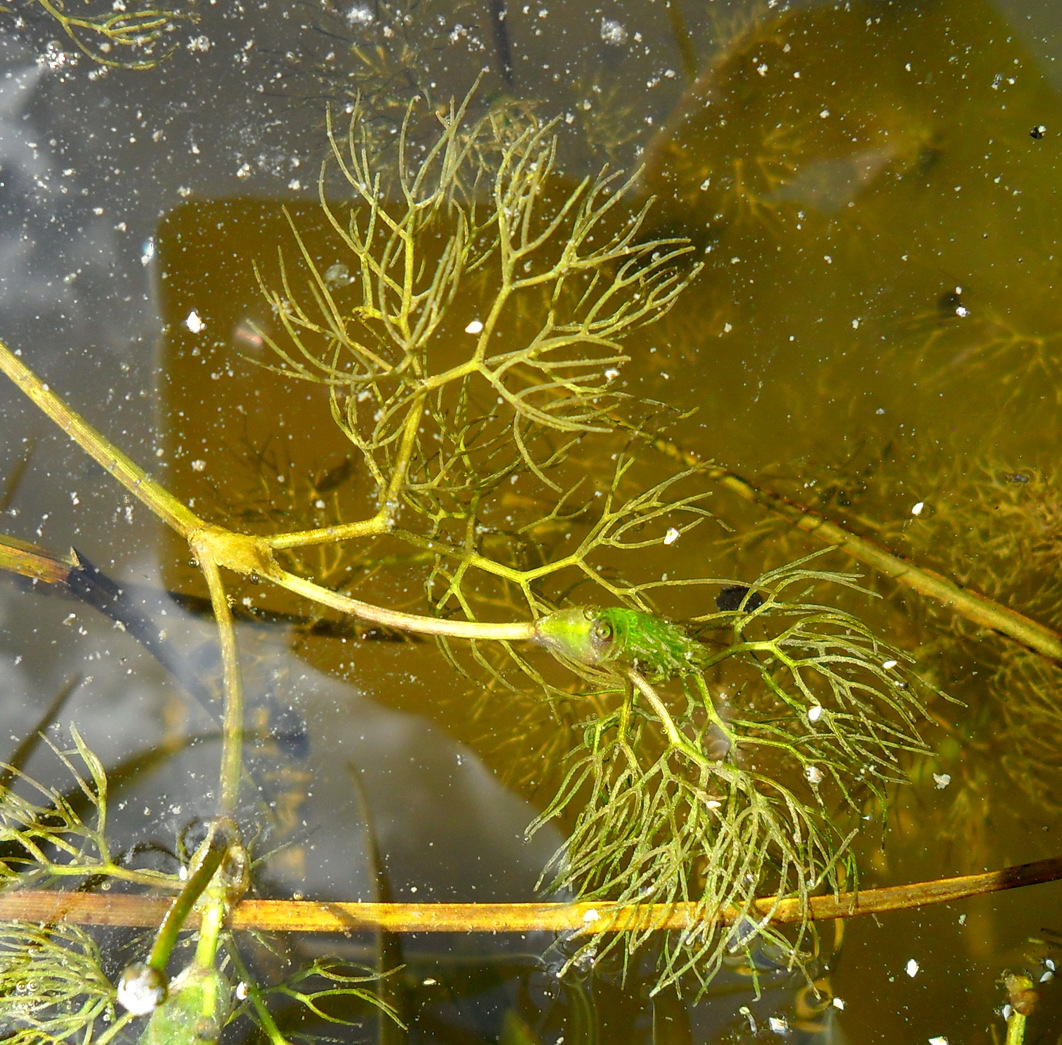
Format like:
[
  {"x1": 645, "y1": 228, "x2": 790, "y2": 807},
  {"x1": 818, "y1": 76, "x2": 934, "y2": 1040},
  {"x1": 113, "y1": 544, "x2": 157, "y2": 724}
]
[
  {"x1": 145, "y1": 820, "x2": 235, "y2": 977},
  {"x1": 0, "y1": 338, "x2": 539, "y2": 649},
  {"x1": 627, "y1": 667, "x2": 708, "y2": 766}
]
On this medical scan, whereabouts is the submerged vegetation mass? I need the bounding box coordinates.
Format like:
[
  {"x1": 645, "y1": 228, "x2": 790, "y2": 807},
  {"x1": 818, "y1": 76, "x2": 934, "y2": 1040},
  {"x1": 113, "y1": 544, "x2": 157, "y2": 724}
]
[
  {"x1": 0, "y1": 87, "x2": 940, "y2": 1023},
  {"x1": 2, "y1": 0, "x2": 1061, "y2": 1040}
]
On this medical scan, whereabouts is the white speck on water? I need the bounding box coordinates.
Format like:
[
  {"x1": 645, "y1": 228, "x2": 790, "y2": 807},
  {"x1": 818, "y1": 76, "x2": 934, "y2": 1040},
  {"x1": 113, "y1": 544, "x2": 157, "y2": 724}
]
[
  {"x1": 833, "y1": 996, "x2": 845, "y2": 1010},
  {"x1": 768, "y1": 1015, "x2": 789, "y2": 1034},
  {"x1": 906, "y1": 958, "x2": 920, "y2": 978},
  {"x1": 882, "y1": 659, "x2": 899, "y2": 669},
  {"x1": 191, "y1": 459, "x2": 206, "y2": 472},
  {"x1": 663, "y1": 527, "x2": 681, "y2": 545},
  {"x1": 933, "y1": 773, "x2": 951, "y2": 789},
  {"x1": 807, "y1": 704, "x2": 823, "y2": 723},
  {"x1": 911, "y1": 501, "x2": 925, "y2": 516},
  {"x1": 346, "y1": 4, "x2": 374, "y2": 25},
  {"x1": 805, "y1": 765, "x2": 824, "y2": 785},
  {"x1": 600, "y1": 18, "x2": 627, "y2": 44},
  {"x1": 928, "y1": 1038, "x2": 949, "y2": 1045},
  {"x1": 235, "y1": 981, "x2": 249, "y2": 1000},
  {"x1": 185, "y1": 310, "x2": 205, "y2": 333},
  {"x1": 39, "y1": 41, "x2": 74, "y2": 69},
  {"x1": 464, "y1": 319, "x2": 484, "y2": 334},
  {"x1": 324, "y1": 263, "x2": 352, "y2": 287}
]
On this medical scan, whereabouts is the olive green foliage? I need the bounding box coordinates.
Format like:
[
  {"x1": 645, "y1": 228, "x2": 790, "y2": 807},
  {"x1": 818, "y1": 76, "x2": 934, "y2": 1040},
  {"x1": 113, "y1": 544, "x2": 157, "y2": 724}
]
[
  {"x1": 0, "y1": 732, "x2": 391, "y2": 1042},
  {"x1": 244, "y1": 957, "x2": 401, "y2": 1034},
  {"x1": 256, "y1": 92, "x2": 704, "y2": 668},
  {"x1": 0, "y1": 732, "x2": 157, "y2": 1043},
  {"x1": 1, "y1": 727, "x2": 171, "y2": 891},
  {"x1": 531, "y1": 556, "x2": 929, "y2": 991},
  {"x1": 304, "y1": 0, "x2": 483, "y2": 120},
  {"x1": 252, "y1": 91, "x2": 939, "y2": 994},
  {"x1": 997, "y1": 652, "x2": 1062, "y2": 813},
  {"x1": 0, "y1": 922, "x2": 132, "y2": 1044},
  {"x1": 9, "y1": 0, "x2": 191, "y2": 68},
  {"x1": 741, "y1": 449, "x2": 1062, "y2": 856},
  {"x1": 0, "y1": 84, "x2": 941, "y2": 1014}
]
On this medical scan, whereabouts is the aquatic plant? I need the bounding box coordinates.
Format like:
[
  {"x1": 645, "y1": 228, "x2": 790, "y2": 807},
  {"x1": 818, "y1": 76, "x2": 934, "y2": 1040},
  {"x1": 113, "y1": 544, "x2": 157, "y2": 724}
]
[
  {"x1": 0, "y1": 727, "x2": 396, "y2": 1042},
  {"x1": 0, "y1": 921, "x2": 130, "y2": 1044},
  {"x1": 10, "y1": 0, "x2": 192, "y2": 68},
  {"x1": 300, "y1": 0, "x2": 489, "y2": 121},
  {"x1": 0, "y1": 84, "x2": 955, "y2": 1027}
]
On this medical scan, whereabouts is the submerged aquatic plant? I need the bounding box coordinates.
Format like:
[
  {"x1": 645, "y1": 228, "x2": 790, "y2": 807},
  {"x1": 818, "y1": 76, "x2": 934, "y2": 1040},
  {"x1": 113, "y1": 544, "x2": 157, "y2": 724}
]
[
  {"x1": 12, "y1": 0, "x2": 192, "y2": 68},
  {"x1": 244, "y1": 94, "x2": 941, "y2": 976},
  {"x1": 0, "y1": 922, "x2": 130, "y2": 1044},
  {"x1": 0, "y1": 729, "x2": 396, "y2": 1042},
  {"x1": 0, "y1": 84, "x2": 943, "y2": 1012},
  {"x1": 530, "y1": 555, "x2": 929, "y2": 989}
]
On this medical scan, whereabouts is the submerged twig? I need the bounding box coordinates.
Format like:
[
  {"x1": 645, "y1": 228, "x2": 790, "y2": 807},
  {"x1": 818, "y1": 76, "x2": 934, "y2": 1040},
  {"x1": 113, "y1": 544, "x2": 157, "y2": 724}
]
[
  {"x1": 651, "y1": 441, "x2": 1062, "y2": 664},
  {"x1": 3, "y1": 855, "x2": 1060, "y2": 932}
]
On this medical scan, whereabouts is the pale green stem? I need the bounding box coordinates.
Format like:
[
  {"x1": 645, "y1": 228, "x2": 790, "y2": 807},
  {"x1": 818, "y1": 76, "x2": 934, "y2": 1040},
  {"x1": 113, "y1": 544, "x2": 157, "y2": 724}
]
[
  {"x1": 1004, "y1": 974, "x2": 1035, "y2": 1045},
  {"x1": 93, "y1": 1013, "x2": 138, "y2": 1045},
  {"x1": 197, "y1": 556, "x2": 244, "y2": 815},
  {"x1": 690, "y1": 674, "x2": 741, "y2": 749},
  {"x1": 378, "y1": 390, "x2": 425, "y2": 514},
  {"x1": 0, "y1": 338, "x2": 204, "y2": 537},
  {"x1": 652, "y1": 439, "x2": 1062, "y2": 665},
  {"x1": 627, "y1": 668, "x2": 709, "y2": 767},
  {"x1": 228, "y1": 949, "x2": 290, "y2": 1045},
  {"x1": 195, "y1": 892, "x2": 228, "y2": 985},
  {"x1": 0, "y1": 338, "x2": 538, "y2": 644},
  {"x1": 1006, "y1": 1008, "x2": 1028, "y2": 1045},
  {"x1": 146, "y1": 823, "x2": 232, "y2": 976},
  {"x1": 273, "y1": 567, "x2": 537, "y2": 641},
  {"x1": 34, "y1": 0, "x2": 171, "y2": 34},
  {"x1": 6, "y1": 860, "x2": 177, "y2": 889},
  {"x1": 267, "y1": 511, "x2": 390, "y2": 551},
  {"x1": 267, "y1": 389, "x2": 426, "y2": 551}
]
